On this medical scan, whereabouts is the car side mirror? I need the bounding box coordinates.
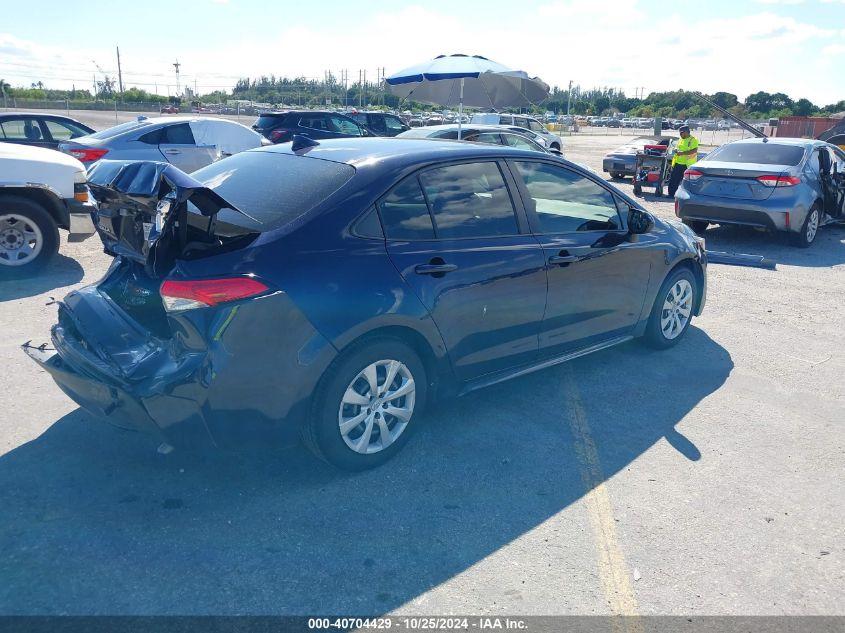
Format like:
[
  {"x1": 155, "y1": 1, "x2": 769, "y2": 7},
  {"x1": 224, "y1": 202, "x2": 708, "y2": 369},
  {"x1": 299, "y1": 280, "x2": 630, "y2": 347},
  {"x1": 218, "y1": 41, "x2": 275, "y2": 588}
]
[{"x1": 627, "y1": 207, "x2": 654, "y2": 234}]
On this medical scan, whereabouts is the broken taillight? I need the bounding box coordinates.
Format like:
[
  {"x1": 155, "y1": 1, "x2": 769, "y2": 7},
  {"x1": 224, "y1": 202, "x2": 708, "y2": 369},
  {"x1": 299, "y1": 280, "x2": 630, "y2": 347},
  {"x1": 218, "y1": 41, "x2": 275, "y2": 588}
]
[
  {"x1": 683, "y1": 169, "x2": 703, "y2": 182},
  {"x1": 756, "y1": 175, "x2": 800, "y2": 187},
  {"x1": 160, "y1": 277, "x2": 269, "y2": 312},
  {"x1": 66, "y1": 148, "x2": 109, "y2": 163}
]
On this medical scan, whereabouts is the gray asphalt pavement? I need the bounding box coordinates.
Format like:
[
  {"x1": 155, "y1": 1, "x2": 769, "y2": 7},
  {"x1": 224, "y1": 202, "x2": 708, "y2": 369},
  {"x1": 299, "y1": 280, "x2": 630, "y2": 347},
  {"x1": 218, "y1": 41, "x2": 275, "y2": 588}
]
[{"x1": 0, "y1": 135, "x2": 842, "y2": 616}]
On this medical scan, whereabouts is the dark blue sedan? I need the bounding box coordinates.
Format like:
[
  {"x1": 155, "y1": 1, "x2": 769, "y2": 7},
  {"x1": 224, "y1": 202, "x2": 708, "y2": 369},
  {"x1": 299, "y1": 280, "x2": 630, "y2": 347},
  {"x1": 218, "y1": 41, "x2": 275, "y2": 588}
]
[{"x1": 24, "y1": 138, "x2": 707, "y2": 470}]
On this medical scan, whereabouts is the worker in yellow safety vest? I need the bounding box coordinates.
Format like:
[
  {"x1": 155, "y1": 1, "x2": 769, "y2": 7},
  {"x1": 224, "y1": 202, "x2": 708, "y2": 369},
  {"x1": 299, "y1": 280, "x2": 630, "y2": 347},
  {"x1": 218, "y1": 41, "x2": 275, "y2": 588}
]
[{"x1": 668, "y1": 124, "x2": 699, "y2": 197}]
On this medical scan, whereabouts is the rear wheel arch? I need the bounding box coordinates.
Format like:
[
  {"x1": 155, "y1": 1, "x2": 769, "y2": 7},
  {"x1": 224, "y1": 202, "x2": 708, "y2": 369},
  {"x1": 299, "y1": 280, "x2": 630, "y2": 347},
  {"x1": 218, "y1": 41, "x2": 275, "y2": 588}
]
[{"x1": 334, "y1": 325, "x2": 446, "y2": 400}]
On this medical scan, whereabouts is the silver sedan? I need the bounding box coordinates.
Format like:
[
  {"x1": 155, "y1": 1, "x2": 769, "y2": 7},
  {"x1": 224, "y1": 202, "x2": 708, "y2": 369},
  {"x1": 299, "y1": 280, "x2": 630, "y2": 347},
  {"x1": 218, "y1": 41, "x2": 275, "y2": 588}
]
[{"x1": 59, "y1": 116, "x2": 269, "y2": 172}]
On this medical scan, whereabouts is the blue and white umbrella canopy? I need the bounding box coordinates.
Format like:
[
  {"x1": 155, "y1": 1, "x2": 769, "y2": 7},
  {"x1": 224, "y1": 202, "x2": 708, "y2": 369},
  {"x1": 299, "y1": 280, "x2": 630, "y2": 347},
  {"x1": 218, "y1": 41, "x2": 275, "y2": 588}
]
[{"x1": 386, "y1": 54, "x2": 550, "y2": 110}]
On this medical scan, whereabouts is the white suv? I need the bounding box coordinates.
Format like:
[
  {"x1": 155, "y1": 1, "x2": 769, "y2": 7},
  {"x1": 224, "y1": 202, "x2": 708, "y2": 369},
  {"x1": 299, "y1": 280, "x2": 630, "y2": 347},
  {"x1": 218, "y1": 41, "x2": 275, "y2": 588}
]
[
  {"x1": 0, "y1": 143, "x2": 95, "y2": 271},
  {"x1": 470, "y1": 113, "x2": 563, "y2": 152}
]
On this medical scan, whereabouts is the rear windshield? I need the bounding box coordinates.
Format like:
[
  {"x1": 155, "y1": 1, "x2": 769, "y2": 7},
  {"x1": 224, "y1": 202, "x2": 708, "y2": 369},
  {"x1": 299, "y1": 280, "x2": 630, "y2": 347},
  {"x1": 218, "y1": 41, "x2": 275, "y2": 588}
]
[
  {"x1": 190, "y1": 151, "x2": 355, "y2": 231},
  {"x1": 254, "y1": 114, "x2": 287, "y2": 128},
  {"x1": 707, "y1": 143, "x2": 806, "y2": 166},
  {"x1": 87, "y1": 120, "x2": 152, "y2": 140}
]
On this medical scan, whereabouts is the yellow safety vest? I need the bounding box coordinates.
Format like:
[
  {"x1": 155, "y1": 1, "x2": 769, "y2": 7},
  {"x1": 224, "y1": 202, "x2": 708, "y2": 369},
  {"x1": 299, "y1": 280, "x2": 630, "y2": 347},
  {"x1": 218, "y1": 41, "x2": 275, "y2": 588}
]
[{"x1": 673, "y1": 136, "x2": 699, "y2": 167}]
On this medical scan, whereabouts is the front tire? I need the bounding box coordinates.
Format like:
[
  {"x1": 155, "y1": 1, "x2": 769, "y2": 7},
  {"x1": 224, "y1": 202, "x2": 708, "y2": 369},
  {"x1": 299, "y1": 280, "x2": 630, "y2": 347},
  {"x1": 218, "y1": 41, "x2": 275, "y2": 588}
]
[
  {"x1": 302, "y1": 338, "x2": 427, "y2": 471},
  {"x1": 0, "y1": 196, "x2": 59, "y2": 272},
  {"x1": 791, "y1": 205, "x2": 820, "y2": 248},
  {"x1": 643, "y1": 268, "x2": 697, "y2": 349}
]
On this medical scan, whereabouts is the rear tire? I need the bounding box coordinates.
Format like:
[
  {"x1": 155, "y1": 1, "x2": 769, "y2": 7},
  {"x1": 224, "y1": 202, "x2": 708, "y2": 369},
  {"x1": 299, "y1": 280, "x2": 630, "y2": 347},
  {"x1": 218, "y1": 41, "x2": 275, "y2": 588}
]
[
  {"x1": 790, "y1": 204, "x2": 820, "y2": 248},
  {"x1": 682, "y1": 219, "x2": 709, "y2": 235},
  {"x1": 302, "y1": 338, "x2": 427, "y2": 471},
  {"x1": 611, "y1": 172, "x2": 625, "y2": 180},
  {"x1": 0, "y1": 196, "x2": 59, "y2": 273},
  {"x1": 643, "y1": 268, "x2": 697, "y2": 349}
]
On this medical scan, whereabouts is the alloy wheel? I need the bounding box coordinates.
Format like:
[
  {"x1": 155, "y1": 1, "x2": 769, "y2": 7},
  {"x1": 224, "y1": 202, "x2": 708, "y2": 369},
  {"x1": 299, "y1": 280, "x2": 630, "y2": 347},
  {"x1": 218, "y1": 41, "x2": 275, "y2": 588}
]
[
  {"x1": 338, "y1": 359, "x2": 416, "y2": 454},
  {"x1": 805, "y1": 209, "x2": 819, "y2": 243},
  {"x1": 660, "y1": 279, "x2": 693, "y2": 340},
  {"x1": 0, "y1": 213, "x2": 43, "y2": 267}
]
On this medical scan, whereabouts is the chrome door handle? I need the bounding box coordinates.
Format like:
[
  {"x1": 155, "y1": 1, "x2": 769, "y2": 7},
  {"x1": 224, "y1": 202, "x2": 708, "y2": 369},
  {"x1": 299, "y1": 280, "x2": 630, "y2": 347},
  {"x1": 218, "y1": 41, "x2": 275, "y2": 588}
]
[{"x1": 163, "y1": 149, "x2": 181, "y2": 155}]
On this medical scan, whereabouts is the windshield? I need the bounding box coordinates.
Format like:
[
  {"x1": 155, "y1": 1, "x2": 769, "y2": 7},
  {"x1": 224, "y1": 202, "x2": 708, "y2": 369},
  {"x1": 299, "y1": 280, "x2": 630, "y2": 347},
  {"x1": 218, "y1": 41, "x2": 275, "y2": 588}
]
[
  {"x1": 86, "y1": 120, "x2": 153, "y2": 140},
  {"x1": 706, "y1": 143, "x2": 806, "y2": 166},
  {"x1": 189, "y1": 151, "x2": 356, "y2": 231}
]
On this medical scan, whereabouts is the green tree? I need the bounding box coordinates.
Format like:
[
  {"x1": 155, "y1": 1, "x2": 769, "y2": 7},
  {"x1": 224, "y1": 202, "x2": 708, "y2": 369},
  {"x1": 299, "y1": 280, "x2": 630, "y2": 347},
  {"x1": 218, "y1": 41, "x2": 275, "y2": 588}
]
[
  {"x1": 710, "y1": 92, "x2": 738, "y2": 109},
  {"x1": 792, "y1": 98, "x2": 815, "y2": 116}
]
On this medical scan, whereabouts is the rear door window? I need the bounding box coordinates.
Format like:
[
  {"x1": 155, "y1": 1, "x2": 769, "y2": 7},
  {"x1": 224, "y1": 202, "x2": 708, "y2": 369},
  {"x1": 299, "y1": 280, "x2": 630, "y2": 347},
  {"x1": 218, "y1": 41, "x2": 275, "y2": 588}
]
[
  {"x1": 162, "y1": 123, "x2": 195, "y2": 144},
  {"x1": 419, "y1": 161, "x2": 518, "y2": 238},
  {"x1": 329, "y1": 115, "x2": 362, "y2": 136},
  {"x1": 43, "y1": 119, "x2": 89, "y2": 140},
  {"x1": 707, "y1": 143, "x2": 806, "y2": 166},
  {"x1": 299, "y1": 115, "x2": 329, "y2": 131},
  {"x1": 378, "y1": 177, "x2": 436, "y2": 240}
]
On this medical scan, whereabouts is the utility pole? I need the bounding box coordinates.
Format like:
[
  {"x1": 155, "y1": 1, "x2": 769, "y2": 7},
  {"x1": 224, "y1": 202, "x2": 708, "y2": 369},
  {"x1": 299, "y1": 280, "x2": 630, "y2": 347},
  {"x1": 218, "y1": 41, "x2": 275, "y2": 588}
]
[
  {"x1": 566, "y1": 80, "x2": 573, "y2": 117},
  {"x1": 358, "y1": 70, "x2": 362, "y2": 108},
  {"x1": 173, "y1": 59, "x2": 181, "y2": 98},
  {"x1": 363, "y1": 69, "x2": 367, "y2": 107},
  {"x1": 116, "y1": 46, "x2": 124, "y2": 95}
]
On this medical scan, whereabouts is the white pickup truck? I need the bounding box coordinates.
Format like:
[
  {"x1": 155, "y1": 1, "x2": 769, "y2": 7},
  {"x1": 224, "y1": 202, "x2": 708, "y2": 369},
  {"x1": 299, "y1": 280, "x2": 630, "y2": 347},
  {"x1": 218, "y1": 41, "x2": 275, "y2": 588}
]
[{"x1": 0, "y1": 142, "x2": 96, "y2": 271}]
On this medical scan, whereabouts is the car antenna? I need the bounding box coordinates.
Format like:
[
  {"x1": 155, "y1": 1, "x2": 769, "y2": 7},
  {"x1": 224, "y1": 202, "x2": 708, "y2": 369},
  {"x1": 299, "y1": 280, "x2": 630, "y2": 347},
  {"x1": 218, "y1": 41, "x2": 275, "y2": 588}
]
[{"x1": 291, "y1": 134, "x2": 320, "y2": 152}]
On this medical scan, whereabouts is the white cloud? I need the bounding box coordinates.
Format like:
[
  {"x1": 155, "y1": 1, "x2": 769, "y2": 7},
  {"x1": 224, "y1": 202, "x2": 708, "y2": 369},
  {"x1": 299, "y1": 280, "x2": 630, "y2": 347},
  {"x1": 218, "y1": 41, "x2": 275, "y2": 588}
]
[{"x1": 1, "y1": 3, "x2": 842, "y2": 104}]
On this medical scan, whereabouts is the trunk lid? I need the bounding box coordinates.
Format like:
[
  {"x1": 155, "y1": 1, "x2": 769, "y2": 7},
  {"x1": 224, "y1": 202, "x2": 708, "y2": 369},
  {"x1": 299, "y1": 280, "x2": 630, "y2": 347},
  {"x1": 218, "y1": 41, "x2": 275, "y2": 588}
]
[
  {"x1": 685, "y1": 160, "x2": 792, "y2": 201},
  {"x1": 87, "y1": 159, "x2": 259, "y2": 277}
]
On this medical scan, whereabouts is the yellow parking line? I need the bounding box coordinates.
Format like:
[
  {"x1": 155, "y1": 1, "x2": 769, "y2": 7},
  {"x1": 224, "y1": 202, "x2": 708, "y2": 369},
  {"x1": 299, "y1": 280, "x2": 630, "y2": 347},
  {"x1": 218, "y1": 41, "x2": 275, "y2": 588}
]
[{"x1": 563, "y1": 365, "x2": 642, "y2": 632}]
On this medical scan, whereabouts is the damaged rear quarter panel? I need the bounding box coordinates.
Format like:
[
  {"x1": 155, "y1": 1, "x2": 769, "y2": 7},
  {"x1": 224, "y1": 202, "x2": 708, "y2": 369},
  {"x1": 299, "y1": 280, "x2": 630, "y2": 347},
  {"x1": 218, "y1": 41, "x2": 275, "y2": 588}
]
[{"x1": 171, "y1": 290, "x2": 338, "y2": 446}]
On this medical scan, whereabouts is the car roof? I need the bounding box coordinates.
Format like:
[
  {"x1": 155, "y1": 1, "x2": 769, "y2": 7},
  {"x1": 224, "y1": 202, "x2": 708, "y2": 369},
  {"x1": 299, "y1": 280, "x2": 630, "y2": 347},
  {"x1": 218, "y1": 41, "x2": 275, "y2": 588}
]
[
  {"x1": 0, "y1": 112, "x2": 86, "y2": 121},
  {"x1": 259, "y1": 110, "x2": 344, "y2": 116},
  {"x1": 404, "y1": 124, "x2": 519, "y2": 133},
  {"x1": 260, "y1": 137, "x2": 550, "y2": 171}
]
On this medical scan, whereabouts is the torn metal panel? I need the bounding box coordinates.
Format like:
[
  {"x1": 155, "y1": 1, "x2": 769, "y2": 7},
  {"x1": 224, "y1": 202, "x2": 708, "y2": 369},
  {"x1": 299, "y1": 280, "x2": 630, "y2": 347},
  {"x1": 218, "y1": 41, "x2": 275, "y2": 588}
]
[{"x1": 86, "y1": 159, "x2": 256, "y2": 275}]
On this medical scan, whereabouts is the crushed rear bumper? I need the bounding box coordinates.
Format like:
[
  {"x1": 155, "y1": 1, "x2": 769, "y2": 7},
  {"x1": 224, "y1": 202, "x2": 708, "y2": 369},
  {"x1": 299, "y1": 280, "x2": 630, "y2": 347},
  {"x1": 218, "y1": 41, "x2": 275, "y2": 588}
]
[
  {"x1": 22, "y1": 336, "x2": 211, "y2": 449},
  {"x1": 22, "y1": 277, "x2": 337, "y2": 452}
]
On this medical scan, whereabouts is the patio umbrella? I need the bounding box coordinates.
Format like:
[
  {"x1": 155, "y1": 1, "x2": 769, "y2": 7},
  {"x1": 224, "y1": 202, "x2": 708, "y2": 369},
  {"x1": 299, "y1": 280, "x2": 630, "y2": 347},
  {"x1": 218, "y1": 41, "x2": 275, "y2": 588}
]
[{"x1": 386, "y1": 54, "x2": 550, "y2": 139}]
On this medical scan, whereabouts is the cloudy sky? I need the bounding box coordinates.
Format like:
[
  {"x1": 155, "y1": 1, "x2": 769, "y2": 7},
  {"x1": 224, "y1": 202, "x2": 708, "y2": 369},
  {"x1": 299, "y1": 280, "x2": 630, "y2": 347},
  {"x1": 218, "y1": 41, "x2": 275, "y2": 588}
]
[{"x1": 1, "y1": 0, "x2": 843, "y2": 104}]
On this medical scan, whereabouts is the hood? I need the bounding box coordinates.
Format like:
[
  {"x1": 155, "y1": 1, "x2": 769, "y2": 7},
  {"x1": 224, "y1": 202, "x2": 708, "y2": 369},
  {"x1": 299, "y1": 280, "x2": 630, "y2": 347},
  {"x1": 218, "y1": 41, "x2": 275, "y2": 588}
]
[
  {"x1": 0, "y1": 141, "x2": 86, "y2": 170},
  {"x1": 0, "y1": 142, "x2": 86, "y2": 198},
  {"x1": 87, "y1": 159, "x2": 252, "y2": 274}
]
